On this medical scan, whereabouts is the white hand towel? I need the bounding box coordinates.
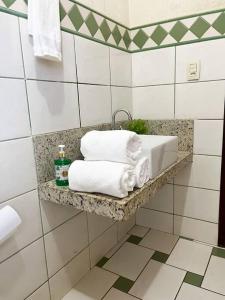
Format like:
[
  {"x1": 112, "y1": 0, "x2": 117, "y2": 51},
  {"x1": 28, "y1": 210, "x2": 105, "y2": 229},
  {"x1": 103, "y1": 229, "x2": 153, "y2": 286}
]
[
  {"x1": 28, "y1": 0, "x2": 62, "y2": 61},
  {"x1": 68, "y1": 160, "x2": 135, "y2": 198},
  {"x1": 135, "y1": 156, "x2": 150, "y2": 188},
  {"x1": 81, "y1": 130, "x2": 142, "y2": 165}
]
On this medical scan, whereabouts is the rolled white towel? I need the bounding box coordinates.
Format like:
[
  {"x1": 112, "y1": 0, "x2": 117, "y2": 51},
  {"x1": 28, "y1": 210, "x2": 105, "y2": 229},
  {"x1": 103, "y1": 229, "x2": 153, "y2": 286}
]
[
  {"x1": 135, "y1": 156, "x2": 150, "y2": 188},
  {"x1": 68, "y1": 160, "x2": 135, "y2": 198},
  {"x1": 80, "y1": 130, "x2": 142, "y2": 165}
]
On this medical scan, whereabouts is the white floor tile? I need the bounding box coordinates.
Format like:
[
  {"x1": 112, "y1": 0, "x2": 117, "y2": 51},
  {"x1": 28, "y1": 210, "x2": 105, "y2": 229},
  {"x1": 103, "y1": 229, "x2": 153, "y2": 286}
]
[
  {"x1": 104, "y1": 242, "x2": 154, "y2": 281},
  {"x1": 104, "y1": 288, "x2": 137, "y2": 300},
  {"x1": 129, "y1": 225, "x2": 149, "y2": 237},
  {"x1": 105, "y1": 234, "x2": 129, "y2": 258},
  {"x1": 176, "y1": 283, "x2": 225, "y2": 300},
  {"x1": 63, "y1": 267, "x2": 118, "y2": 300},
  {"x1": 140, "y1": 229, "x2": 179, "y2": 254},
  {"x1": 167, "y1": 239, "x2": 212, "y2": 275},
  {"x1": 130, "y1": 260, "x2": 185, "y2": 300},
  {"x1": 202, "y1": 256, "x2": 225, "y2": 295}
]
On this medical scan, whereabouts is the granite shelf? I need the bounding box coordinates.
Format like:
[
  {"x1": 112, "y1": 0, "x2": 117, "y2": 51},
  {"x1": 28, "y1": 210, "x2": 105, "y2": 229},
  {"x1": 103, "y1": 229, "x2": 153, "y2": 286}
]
[{"x1": 39, "y1": 151, "x2": 192, "y2": 221}]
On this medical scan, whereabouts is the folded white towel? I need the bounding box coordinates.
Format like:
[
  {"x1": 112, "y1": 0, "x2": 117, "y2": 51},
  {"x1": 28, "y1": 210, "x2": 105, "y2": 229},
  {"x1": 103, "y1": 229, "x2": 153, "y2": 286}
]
[
  {"x1": 68, "y1": 160, "x2": 135, "y2": 198},
  {"x1": 135, "y1": 156, "x2": 150, "y2": 188},
  {"x1": 28, "y1": 0, "x2": 62, "y2": 61},
  {"x1": 81, "y1": 130, "x2": 142, "y2": 165}
]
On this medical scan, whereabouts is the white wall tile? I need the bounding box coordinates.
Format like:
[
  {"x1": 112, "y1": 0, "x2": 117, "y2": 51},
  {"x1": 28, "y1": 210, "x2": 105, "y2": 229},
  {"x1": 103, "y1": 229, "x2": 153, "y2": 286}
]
[
  {"x1": 174, "y1": 155, "x2": 221, "y2": 190},
  {"x1": 144, "y1": 184, "x2": 173, "y2": 213},
  {"x1": 0, "y1": 238, "x2": 47, "y2": 300},
  {"x1": 20, "y1": 19, "x2": 77, "y2": 82},
  {"x1": 0, "y1": 78, "x2": 30, "y2": 141},
  {"x1": 132, "y1": 47, "x2": 175, "y2": 86},
  {"x1": 174, "y1": 216, "x2": 218, "y2": 244},
  {"x1": 175, "y1": 81, "x2": 225, "y2": 119},
  {"x1": 0, "y1": 190, "x2": 42, "y2": 263},
  {"x1": 27, "y1": 283, "x2": 50, "y2": 300},
  {"x1": 105, "y1": 0, "x2": 129, "y2": 26},
  {"x1": 40, "y1": 201, "x2": 80, "y2": 234},
  {"x1": 136, "y1": 208, "x2": 173, "y2": 233},
  {"x1": 79, "y1": 84, "x2": 111, "y2": 126},
  {"x1": 90, "y1": 224, "x2": 117, "y2": 267},
  {"x1": 194, "y1": 120, "x2": 223, "y2": 156},
  {"x1": 75, "y1": 36, "x2": 110, "y2": 85},
  {"x1": 110, "y1": 48, "x2": 132, "y2": 86},
  {"x1": 118, "y1": 215, "x2": 135, "y2": 241},
  {"x1": 49, "y1": 248, "x2": 90, "y2": 300},
  {"x1": 87, "y1": 214, "x2": 114, "y2": 243},
  {"x1": 174, "y1": 186, "x2": 219, "y2": 223},
  {"x1": 27, "y1": 81, "x2": 80, "y2": 135},
  {"x1": 111, "y1": 87, "x2": 133, "y2": 120},
  {"x1": 176, "y1": 39, "x2": 225, "y2": 82},
  {"x1": 0, "y1": 12, "x2": 24, "y2": 78},
  {"x1": 0, "y1": 137, "x2": 37, "y2": 203},
  {"x1": 44, "y1": 212, "x2": 88, "y2": 277},
  {"x1": 133, "y1": 85, "x2": 174, "y2": 119},
  {"x1": 77, "y1": 0, "x2": 105, "y2": 14}
]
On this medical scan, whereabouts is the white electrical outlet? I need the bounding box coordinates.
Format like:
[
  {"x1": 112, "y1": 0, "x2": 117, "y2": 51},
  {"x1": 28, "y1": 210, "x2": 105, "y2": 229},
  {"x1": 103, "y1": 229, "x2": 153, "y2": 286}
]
[{"x1": 187, "y1": 61, "x2": 200, "y2": 81}]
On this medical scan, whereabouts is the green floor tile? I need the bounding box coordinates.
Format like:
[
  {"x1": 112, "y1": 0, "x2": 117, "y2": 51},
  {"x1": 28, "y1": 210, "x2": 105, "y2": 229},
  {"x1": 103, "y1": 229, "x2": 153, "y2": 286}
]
[
  {"x1": 184, "y1": 272, "x2": 203, "y2": 287},
  {"x1": 96, "y1": 257, "x2": 109, "y2": 268},
  {"x1": 127, "y1": 235, "x2": 142, "y2": 245},
  {"x1": 152, "y1": 251, "x2": 169, "y2": 263},
  {"x1": 212, "y1": 247, "x2": 225, "y2": 259},
  {"x1": 113, "y1": 276, "x2": 134, "y2": 293}
]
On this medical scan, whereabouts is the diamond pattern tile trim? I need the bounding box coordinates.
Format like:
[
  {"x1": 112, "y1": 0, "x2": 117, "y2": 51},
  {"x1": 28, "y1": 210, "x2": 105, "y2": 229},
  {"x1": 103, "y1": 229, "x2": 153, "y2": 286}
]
[
  {"x1": 190, "y1": 17, "x2": 211, "y2": 38},
  {"x1": 0, "y1": 1, "x2": 225, "y2": 52},
  {"x1": 170, "y1": 21, "x2": 188, "y2": 42}
]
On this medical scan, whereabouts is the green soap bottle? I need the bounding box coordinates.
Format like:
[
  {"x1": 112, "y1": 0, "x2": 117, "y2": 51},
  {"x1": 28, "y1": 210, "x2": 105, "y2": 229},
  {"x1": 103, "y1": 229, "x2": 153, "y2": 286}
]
[{"x1": 54, "y1": 145, "x2": 71, "y2": 186}]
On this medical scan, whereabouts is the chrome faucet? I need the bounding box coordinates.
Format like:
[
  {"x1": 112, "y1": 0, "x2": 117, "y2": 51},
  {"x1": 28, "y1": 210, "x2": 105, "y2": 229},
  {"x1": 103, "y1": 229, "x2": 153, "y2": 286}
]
[{"x1": 112, "y1": 109, "x2": 133, "y2": 130}]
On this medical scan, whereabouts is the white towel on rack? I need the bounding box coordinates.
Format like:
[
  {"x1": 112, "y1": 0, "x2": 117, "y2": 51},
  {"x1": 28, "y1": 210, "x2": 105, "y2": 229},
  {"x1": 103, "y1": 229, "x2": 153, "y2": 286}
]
[
  {"x1": 81, "y1": 130, "x2": 142, "y2": 165},
  {"x1": 135, "y1": 156, "x2": 150, "y2": 188},
  {"x1": 28, "y1": 0, "x2": 62, "y2": 61},
  {"x1": 68, "y1": 160, "x2": 135, "y2": 198}
]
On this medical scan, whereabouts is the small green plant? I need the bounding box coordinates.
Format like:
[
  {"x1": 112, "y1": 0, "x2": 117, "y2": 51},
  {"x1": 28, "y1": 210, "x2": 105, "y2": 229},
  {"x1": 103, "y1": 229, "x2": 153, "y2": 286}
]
[{"x1": 127, "y1": 119, "x2": 149, "y2": 134}]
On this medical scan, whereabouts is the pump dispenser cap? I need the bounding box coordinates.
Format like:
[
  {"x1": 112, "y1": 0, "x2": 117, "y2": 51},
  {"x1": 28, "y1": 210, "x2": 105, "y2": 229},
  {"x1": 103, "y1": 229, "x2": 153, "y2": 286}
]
[{"x1": 58, "y1": 145, "x2": 65, "y2": 158}]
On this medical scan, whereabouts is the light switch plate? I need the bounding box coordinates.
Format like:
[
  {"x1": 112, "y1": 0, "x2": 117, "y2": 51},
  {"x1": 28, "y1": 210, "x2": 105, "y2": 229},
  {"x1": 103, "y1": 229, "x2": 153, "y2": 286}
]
[{"x1": 187, "y1": 61, "x2": 200, "y2": 81}]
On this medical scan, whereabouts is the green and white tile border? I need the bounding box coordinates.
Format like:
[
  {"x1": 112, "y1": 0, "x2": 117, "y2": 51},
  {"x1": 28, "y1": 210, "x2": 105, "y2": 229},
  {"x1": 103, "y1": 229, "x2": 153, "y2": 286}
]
[{"x1": 0, "y1": 0, "x2": 225, "y2": 52}]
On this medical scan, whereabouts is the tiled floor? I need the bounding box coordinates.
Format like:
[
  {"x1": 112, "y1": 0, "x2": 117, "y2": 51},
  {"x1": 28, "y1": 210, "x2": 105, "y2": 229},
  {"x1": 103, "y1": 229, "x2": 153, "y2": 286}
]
[{"x1": 63, "y1": 226, "x2": 225, "y2": 300}]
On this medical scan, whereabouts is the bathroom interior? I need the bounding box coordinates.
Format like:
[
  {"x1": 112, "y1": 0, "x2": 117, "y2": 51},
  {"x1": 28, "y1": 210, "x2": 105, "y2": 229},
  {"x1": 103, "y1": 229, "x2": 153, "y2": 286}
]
[{"x1": 1, "y1": 0, "x2": 225, "y2": 299}]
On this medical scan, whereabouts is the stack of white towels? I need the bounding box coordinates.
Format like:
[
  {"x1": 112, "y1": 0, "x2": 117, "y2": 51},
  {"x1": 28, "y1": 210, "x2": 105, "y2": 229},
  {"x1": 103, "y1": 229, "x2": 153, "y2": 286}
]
[{"x1": 68, "y1": 130, "x2": 150, "y2": 198}]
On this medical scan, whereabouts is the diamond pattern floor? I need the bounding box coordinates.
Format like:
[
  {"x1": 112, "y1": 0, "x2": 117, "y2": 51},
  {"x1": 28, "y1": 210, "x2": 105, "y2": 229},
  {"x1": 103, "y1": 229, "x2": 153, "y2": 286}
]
[{"x1": 63, "y1": 226, "x2": 225, "y2": 300}]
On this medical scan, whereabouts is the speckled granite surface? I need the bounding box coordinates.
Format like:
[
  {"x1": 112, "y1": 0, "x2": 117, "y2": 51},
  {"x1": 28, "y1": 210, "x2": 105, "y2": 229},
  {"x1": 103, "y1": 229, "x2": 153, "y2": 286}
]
[
  {"x1": 33, "y1": 120, "x2": 193, "y2": 184},
  {"x1": 39, "y1": 151, "x2": 192, "y2": 221}
]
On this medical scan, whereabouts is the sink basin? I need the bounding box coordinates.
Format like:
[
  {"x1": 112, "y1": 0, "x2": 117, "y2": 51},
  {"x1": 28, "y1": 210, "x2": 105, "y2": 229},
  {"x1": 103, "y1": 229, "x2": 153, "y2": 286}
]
[{"x1": 139, "y1": 135, "x2": 178, "y2": 179}]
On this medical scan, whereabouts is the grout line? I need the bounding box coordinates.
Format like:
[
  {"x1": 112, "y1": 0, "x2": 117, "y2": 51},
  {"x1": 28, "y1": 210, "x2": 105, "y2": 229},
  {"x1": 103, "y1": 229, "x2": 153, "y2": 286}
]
[
  {"x1": 0, "y1": 235, "x2": 44, "y2": 265},
  {"x1": 24, "y1": 280, "x2": 49, "y2": 299},
  {"x1": 142, "y1": 206, "x2": 219, "y2": 225},
  {"x1": 0, "y1": 188, "x2": 37, "y2": 206},
  {"x1": 108, "y1": 47, "x2": 113, "y2": 121},
  {"x1": 73, "y1": 36, "x2": 82, "y2": 128},
  {"x1": 173, "y1": 183, "x2": 221, "y2": 192},
  {"x1": 43, "y1": 211, "x2": 83, "y2": 236},
  {"x1": 17, "y1": 17, "x2": 33, "y2": 135},
  {"x1": 0, "y1": 135, "x2": 32, "y2": 143},
  {"x1": 85, "y1": 212, "x2": 92, "y2": 272},
  {"x1": 132, "y1": 78, "x2": 225, "y2": 88}
]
